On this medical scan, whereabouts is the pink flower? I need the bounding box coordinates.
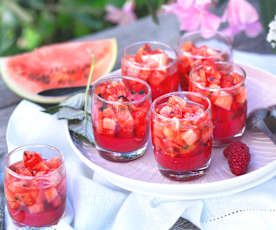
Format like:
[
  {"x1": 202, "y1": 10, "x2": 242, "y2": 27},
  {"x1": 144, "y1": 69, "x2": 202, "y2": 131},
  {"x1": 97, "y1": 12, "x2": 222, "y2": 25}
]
[
  {"x1": 105, "y1": 1, "x2": 136, "y2": 26},
  {"x1": 163, "y1": 0, "x2": 220, "y2": 38},
  {"x1": 223, "y1": 0, "x2": 262, "y2": 39}
]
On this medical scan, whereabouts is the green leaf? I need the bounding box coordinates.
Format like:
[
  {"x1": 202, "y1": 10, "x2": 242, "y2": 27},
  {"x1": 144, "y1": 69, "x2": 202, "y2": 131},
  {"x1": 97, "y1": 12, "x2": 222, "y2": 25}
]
[
  {"x1": 3, "y1": 0, "x2": 33, "y2": 23},
  {"x1": 43, "y1": 105, "x2": 61, "y2": 114},
  {"x1": 57, "y1": 107, "x2": 86, "y2": 120},
  {"x1": 69, "y1": 117, "x2": 95, "y2": 145},
  {"x1": 145, "y1": 0, "x2": 160, "y2": 24},
  {"x1": 22, "y1": 26, "x2": 43, "y2": 50},
  {"x1": 60, "y1": 93, "x2": 86, "y2": 109}
]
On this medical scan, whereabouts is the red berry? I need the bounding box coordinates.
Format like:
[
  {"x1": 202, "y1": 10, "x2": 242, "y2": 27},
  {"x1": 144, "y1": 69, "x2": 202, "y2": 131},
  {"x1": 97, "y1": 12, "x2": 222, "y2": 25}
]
[
  {"x1": 224, "y1": 142, "x2": 250, "y2": 176},
  {"x1": 223, "y1": 141, "x2": 249, "y2": 158}
]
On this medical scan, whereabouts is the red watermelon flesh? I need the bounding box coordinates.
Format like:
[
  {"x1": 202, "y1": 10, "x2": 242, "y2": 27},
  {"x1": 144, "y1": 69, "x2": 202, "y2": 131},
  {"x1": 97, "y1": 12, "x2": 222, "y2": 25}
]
[{"x1": 0, "y1": 39, "x2": 117, "y2": 104}]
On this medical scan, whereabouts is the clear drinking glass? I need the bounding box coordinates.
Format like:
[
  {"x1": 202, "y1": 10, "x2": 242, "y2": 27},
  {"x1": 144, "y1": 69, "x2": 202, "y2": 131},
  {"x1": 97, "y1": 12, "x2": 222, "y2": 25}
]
[
  {"x1": 121, "y1": 41, "x2": 179, "y2": 100},
  {"x1": 177, "y1": 31, "x2": 232, "y2": 91},
  {"x1": 91, "y1": 75, "x2": 152, "y2": 162},
  {"x1": 189, "y1": 61, "x2": 247, "y2": 146},
  {"x1": 151, "y1": 92, "x2": 213, "y2": 180},
  {"x1": 4, "y1": 145, "x2": 66, "y2": 229}
]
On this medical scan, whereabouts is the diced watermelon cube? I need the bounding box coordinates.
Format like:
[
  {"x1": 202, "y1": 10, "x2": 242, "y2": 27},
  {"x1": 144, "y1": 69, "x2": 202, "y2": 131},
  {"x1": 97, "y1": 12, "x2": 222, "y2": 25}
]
[
  {"x1": 163, "y1": 127, "x2": 174, "y2": 140},
  {"x1": 7, "y1": 200, "x2": 20, "y2": 210},
  {"x1": 181, "y1": 129, "x2": 199, "y2": 146},
  {"x1": 102, "y1": 118, "x2": 116, "y2": 133},
  {"x1": 44, "y1": 187, "x2": 58, "y2": 202},
  {"x1": 46, "y1": 157, "x2": 62, "y2": 169},
  {"x1": 141, "y1": 53, "x2": 168, "y2": 68},
  {"x1": 214, "y1": 91, "x2": 233, "y2": 111},
  {"x1": 236, "y1": 86, "x2": 247, "y2": 104},
  {"x1": 168, "y1": 95, "x2": 187, "y2": 111},
  {"x1": 28, "y1": 203, "x2": 44, "y2": 214},
  {"x1": 52, "y1": 195, "x2": 62, "y2": 208},
  {"x1": 23, "y1": 151, "x2": 43, "y2": 169},
  {"x1": 149, "y1": 70, "x2": 166, "y2": 86}
]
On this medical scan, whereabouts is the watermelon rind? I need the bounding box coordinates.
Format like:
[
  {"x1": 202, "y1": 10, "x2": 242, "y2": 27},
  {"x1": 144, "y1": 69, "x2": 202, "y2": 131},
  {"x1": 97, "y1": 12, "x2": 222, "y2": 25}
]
[{"x1": 0, "y1": 39, "x2": 118, "y2": 104}]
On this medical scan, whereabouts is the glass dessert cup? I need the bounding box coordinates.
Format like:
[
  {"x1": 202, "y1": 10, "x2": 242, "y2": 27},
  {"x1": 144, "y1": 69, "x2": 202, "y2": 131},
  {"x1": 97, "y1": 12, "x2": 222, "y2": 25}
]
[
  {"x1": 91, "y1": 75, "x2": 152, "y2": 162},
  {"x1": 177, "y1": 31, "x2": 232, "y2": 91},
  {"x1": 189, "y1": 61, "x2": 247, "y2": 147},
  {"x1": 121, "y1": 41, "x2": 179, "y2": 100},
  {"x1": 4, "y1": 145, "x2": 66, "y2": 229},
  {"x1": 151, "y1": 92, "x2": 213, "y2": 181}
]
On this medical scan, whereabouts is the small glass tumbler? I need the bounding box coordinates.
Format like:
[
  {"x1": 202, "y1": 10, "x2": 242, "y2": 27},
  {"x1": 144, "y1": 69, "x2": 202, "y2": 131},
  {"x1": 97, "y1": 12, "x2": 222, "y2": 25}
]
[
  {"x1": 91, "y1": 75, "x2": 152, "y2": 162},
  {"x1": 151, "y1": 92, "x2": 213, "y2": 180},
  {"x1": 177, "y1": 31, "x2": 232, "y2": 91},
  {"x1": 4, "y1": 145, "x2": 66, "y2": 229},
  {"x1": 122, "y1": 41, "x2": 179, "y2": 100},
  {"x1": 189, "y1": 61, "x2": 247, "y2": 146}
]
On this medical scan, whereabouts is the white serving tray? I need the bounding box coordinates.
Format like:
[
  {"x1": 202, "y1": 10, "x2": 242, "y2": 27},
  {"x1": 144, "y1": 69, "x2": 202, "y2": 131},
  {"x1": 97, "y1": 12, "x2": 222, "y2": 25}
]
[{"x1": 67, "y1": 63, "x2": 276, "y2": 199}]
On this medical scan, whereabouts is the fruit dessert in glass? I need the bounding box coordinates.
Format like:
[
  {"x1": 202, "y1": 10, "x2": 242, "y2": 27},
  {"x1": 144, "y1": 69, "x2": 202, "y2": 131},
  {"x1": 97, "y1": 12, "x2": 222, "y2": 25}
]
[
  {"x1": 151, "y1": 92, "x2": 213, "y2": 180},
  {"x1": 4, "y1": 145, "x2": 66, "y2": 228},
  {"x1": 91, "y1": 75, "x2": 152, "y2": 162},
  {"x1": 189, "y1": 61, "x2": 247, "y2": 146},
  {"x1": 121, "y1": 41, "x2": 179, "y2": 100},
  {"x1": 177, "y1": 31, "x2": 232, "y2": 91}
]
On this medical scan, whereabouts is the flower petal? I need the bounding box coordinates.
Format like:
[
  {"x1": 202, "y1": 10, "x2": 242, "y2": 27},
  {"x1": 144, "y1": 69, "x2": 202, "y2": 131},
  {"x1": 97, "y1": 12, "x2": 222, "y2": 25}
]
[
  {"x1": 245, "y1": 21, "x2": 262, "y2": 37},
  {"x1": 200, "y1": 11, "x2": 221, "y2": 38}
]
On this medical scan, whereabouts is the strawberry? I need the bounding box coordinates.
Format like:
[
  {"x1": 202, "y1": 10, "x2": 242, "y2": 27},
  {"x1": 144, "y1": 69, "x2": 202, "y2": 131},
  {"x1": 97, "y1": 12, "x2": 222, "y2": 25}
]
[
  {"x1": 224, "y1": 142, "x2": 250, "y2": 176},
  {"x1": 223, "y1": 141, "x2": 249, "y2": 158}
]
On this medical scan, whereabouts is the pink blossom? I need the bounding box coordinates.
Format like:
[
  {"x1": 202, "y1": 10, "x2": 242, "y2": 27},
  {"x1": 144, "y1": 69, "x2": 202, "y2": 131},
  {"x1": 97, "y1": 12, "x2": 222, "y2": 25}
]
[
  {"x1": 163, "y1": 0, "x2": 220, "y2": 38},
  {"x1": 223, "y1": 0, "x2": 262, "y2": 39},
  {"x1": 105, "y1": 1, "x2": 136, "y2": 26}
]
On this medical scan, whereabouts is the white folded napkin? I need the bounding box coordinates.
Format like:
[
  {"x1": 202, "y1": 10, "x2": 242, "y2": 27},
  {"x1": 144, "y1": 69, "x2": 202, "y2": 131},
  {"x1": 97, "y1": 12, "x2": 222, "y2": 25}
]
[{"x1": 5, "y1": 51, "x2": 276, "y2": 230}]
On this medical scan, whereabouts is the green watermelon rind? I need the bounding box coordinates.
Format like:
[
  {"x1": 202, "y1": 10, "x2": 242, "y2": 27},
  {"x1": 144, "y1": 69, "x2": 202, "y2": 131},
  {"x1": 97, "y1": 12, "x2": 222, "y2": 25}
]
[{"x1": 0, "y1": 39, "x2": 118, "y2": 104}]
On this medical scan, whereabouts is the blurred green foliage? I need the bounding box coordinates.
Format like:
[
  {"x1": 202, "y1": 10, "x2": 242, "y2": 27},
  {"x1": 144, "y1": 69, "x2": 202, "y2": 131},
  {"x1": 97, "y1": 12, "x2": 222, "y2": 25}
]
[
  {"x1": 0, "y1": 0, "x2": 161, "y2": 56},
  {"x1": 0, "y1": 0, "x2": 274, "y2": 56}
]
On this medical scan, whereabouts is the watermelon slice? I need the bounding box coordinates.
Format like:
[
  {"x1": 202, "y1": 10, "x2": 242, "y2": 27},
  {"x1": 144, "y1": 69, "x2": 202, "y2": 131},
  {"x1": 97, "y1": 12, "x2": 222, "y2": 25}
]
[{"x1": 0, "y1": 39, "x2": 117, "y2": 104}]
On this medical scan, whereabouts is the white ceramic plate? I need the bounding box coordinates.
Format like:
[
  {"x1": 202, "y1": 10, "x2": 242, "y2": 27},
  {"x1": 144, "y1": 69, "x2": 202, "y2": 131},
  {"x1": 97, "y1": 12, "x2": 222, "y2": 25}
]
[{"x1": 67, "y1": 64, "x2": 276, "y2": 199}]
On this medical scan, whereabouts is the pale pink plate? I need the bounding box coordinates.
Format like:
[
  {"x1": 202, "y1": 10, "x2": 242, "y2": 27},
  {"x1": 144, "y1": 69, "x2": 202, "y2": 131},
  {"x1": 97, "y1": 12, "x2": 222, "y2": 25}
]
[{"x1": 67, "y1": 64, "x2": 276, "y2": 199}]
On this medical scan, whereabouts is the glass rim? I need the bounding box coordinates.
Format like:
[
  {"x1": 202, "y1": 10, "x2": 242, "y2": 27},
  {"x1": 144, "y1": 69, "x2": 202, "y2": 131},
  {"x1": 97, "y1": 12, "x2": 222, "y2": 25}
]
[
  {"x1": 151, "y1": 91, "x2": 211, "y2": 122},
  {"x1": 92, "y1": 74, "x2": 152, "y2": 105},
  {"x1": 4, "y1": 144, "x2": 65, "y2": 180},
  {"x1": 123, "y1": 40, "x2": 177, "y2": 71},
  {"x1": 189, "y1": 61, "x2": 246, "y2": 92},
  {"x1": 177, "y1": 30, "x2": 232, "y2": 60}
]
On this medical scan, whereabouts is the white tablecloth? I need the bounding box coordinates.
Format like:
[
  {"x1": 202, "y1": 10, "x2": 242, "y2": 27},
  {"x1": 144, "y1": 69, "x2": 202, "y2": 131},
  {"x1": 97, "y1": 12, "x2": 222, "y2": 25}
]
[{"x1": 5, "y1": 50, "x2": 276, "y2": 230}]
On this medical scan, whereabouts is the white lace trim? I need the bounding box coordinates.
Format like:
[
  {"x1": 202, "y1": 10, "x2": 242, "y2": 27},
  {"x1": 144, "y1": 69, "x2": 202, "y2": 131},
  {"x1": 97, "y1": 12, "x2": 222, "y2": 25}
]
[{"x1": 203, "y1": 208, "x2": 276, "y2": 223}]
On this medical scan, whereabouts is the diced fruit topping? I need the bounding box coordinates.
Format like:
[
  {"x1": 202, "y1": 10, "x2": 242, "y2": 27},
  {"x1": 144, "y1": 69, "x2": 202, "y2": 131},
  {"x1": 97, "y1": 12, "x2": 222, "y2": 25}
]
[
  {"x1": 28, "y1": 203, "x2": 44, "y2": 214},
  {"x1": 135, "y1": 44, "x2": 169, "y2": 68},
  {"x1": 23, "y1": 151, "x2": 42, "y2": 170},
  {"x1": 224, "y1": 141, "x2": 250, "y2": 176},
  {"x1": 5, "y1": 151, "x2": 66, "y2": 227},
  {"x1": 10, "y1": 151, "x2": 61, "y2": 177},
  {"x1": 152, "y1": 95, "x2": 212, "y2": 163},
  {"x1": 122, "y1": 43, "x2": 179, "y2": 100},
  {"x1": 214, "y1": 91, "x2": 233, "y2": 111},
  {"x1": 93, "y1": 78, "x2": 150, "y2": 145},
  {"x1": 44, "y1": 187, "x2": 59, "y2": 202},
  {"x1": 156, "y1": 95, "x2": 206, "y2": 123},
  {"x1": 180, "y1": 42, "x2": 221, "y2": 58},
  {"x1": 181, "y1": 129, "x2": 199, "y2": 146},
  {"x1": 190, "y1": 62, "x2": 246, "y2": 111}
]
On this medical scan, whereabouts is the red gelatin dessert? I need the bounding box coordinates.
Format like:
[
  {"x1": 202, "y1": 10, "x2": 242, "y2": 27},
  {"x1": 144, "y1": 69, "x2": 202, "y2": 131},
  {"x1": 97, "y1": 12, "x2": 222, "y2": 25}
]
[
  {"x1": 151, "y1": 92, "x2": 213, "y2": 180},
  {"x1": 4, "y1": 150, "x2": 66, "y2": 227},
  {"x1": 91, "y1": 76, "x2": 151, "y2": 161},
  {"x1": 122, "y1": 42, "x2": 179, "y2": 100},
  {"x1": 178, "y1": 41, "x2": 231, "y2": 91},
  {"x1": 189, "y1": 61, "x2": 247, "y2": 146}
]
